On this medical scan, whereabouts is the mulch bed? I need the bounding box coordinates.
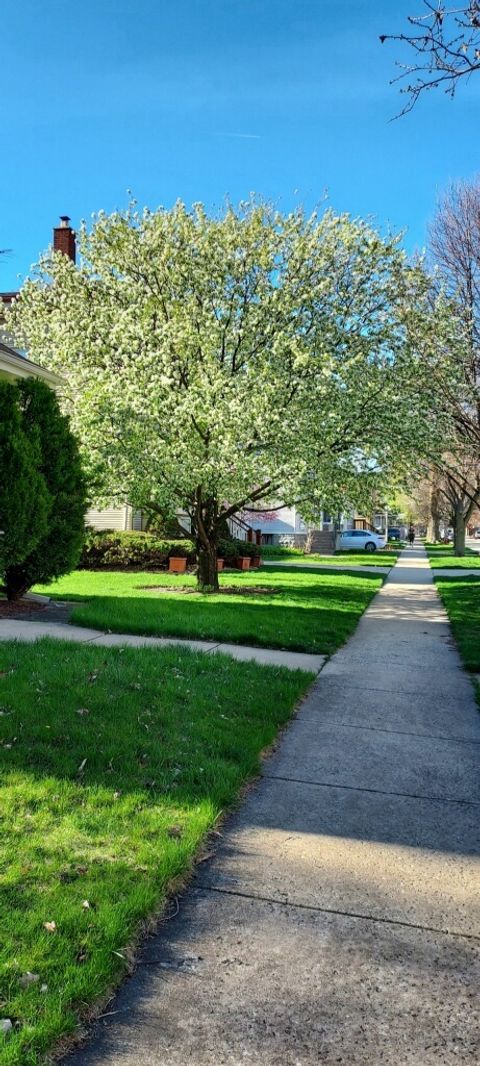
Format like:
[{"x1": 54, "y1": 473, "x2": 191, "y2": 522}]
[
  {"x1": 0, "y1": 598, "x2": 47, "y2": 618},
  {"x1": 136, "y1": 585, "x2": 279, "y2": 596}
]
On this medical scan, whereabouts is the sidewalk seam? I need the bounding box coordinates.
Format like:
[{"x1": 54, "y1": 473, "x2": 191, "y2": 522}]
[
  {"x1": 295, "y1": 719, "x2": 480, "y2": 746},
  {"x1": 261, "y1": 772, "x2": 480, "y2": 806},
  {"x1": 194, "y1": 884, "x2": 480, "y2": 943}
]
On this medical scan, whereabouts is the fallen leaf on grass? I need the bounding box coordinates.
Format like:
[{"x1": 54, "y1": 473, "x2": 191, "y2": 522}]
[
  {"x1": 81, "y1": 900, "x2": 91, "y2": 910},
  {"x1": 76, "y1": 708, "x2": 90, "y2": 717},
  {"x1": 43, "y1": 921, "x2": 56, "y2": 933},
  {"x1": 0, "y1": 1019, "x2": 12, "y2": 1034},
  {"x1": 77, "y1": 758, "x2": 87, "y2": 774},
  {"x1": 19, "y1": 972, "x2": 39, "y2": 988}
]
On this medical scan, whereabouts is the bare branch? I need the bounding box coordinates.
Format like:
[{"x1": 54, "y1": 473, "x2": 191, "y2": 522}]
[{"x1": 381, "y1": 2, "x2": 480, "y2": 114}]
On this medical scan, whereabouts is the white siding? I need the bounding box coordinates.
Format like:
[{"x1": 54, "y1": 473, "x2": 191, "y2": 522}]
[{"x1": 85, "y1": 506, "x2": 131, "y2": 531}]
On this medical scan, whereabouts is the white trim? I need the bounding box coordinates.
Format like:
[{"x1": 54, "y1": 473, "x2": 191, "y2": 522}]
[{"x1": 0, "y1": 346, "x2": 62, "y2": 387}]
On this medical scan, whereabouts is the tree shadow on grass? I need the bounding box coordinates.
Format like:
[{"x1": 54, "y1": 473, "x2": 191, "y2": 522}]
[{"x1": 67, "y1": 571, "x2": 382, "y2": 656}]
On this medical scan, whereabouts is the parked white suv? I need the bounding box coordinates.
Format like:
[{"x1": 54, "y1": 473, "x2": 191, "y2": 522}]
[{"x1": 339, "y1": 529, "x2": 386, "y2": 553}]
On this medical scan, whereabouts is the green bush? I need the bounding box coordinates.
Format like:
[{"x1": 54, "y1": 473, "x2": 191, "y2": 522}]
[
  {"x1": 80, "y1": 530, "x2": 195, "y2": 569},
  {"x1": 0, "y1": 382, "x2": 50, "y2": 586},
  {"x1": 4, "y1": 379, "x2": 87, "y2": 600},
  {"x1": 218, "y1": 537, "x2": 259, "y2": 563}
]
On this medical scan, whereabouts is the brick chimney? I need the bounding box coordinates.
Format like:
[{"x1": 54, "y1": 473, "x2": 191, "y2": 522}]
[{"x1": 53, "y1": 216, "x2": 76, "y2": 262}]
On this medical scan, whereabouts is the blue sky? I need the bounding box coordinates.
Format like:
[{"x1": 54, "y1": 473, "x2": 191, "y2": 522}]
[{"x1": 1, "y1": 0, "x2": 479, "y2": 289}]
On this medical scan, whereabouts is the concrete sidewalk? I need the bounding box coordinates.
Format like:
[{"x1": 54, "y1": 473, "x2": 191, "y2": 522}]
[
  {"x1": 0, "y1": 617, "x2": 325, "y2": 674},
  {"x1": 66, "y1": 546, "x2": 480, "y2": 1066}
]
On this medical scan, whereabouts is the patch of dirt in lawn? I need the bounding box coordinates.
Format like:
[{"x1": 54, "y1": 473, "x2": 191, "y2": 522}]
[{"x1": 136, "y1": 585, "x2": 280, "y2": 596}]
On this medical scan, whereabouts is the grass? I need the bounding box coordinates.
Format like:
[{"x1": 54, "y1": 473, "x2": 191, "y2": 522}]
[
  {"x1": 34, "y1": 566, "x2": 383, "y2": 656},
  {"x1": 0, "y1": 639, "x2": 313, "y2": 1065},
  {"x1": 334, "y1": 550, "x2": 399, "y2": 565},
  {"x1": 425, "y1": 543, "x2": 480, "y2": 569},
  {"x1": 435, "y1": 575, "x2": 480, "y2": 674},
  {"x1": 261, "y1": 546, "x2": 398, "y2": 567}
]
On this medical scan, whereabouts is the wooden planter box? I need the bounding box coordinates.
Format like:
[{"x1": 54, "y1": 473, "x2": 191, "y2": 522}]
[
  {"x1": 236, "y1": 557, "x2": 251, "y2": 571},
  {"x1": 251, "y1": 556, "x2": 261, "y2": 568},
  {"x1": 217, "y1": 559, "x2": 225, "y2": 572},
  {"x1": 169, "y1": 557, "x2": 187, "y2": 574}
]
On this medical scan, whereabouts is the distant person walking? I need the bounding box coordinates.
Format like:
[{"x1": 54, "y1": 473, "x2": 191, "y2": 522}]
[{"x1": 408, "y1": 526, "x2": 415, "y2": 546}]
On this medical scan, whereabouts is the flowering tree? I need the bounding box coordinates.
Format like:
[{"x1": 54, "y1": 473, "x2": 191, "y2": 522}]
[{"x1": 8, "y1": 201, "x2": 446, "y2": 589}]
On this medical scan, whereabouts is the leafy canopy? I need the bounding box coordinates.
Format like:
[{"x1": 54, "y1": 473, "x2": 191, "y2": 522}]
[{"x1": 8, "y1": 200, "x2": 449, "y2": 528}]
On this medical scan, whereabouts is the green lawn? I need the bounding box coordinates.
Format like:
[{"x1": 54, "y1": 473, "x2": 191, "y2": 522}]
[
  {"x1": 261, "y1": 546, "x2": 397, "y2": 567},
  {"x1": 34, "y1": 566, "x2": 383, "y2": 656},
  {"x1": 425, "y1": 543, "x2": 480, "y2": 569},
  {"x1": 334, "y1": 550, "x2": 398, "y2": 566},
  {"x1": 0, "y1": 639, "x2": 312, "y2": 1065},
  {"x1": 435, "y1": 575, "x2": 480, "y2": 673}
]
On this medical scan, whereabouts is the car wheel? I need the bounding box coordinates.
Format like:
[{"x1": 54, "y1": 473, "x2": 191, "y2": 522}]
[{"x1": 365, "y1": 542, "x2": 376, "y2": 553}]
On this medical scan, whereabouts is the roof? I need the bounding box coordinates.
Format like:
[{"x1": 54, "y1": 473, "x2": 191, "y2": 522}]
[{"x1": 0, "y1": 340, "x2": 62, "y2": 387}]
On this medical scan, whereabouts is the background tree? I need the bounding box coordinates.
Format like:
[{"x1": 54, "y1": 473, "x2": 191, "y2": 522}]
[
  {"x1": 4, "y1": 379, "x2": 87, "y2": 600},
  {"x1": 0, "y1": 382, "x2": 50, "y2": 595},
  {"x1": 8, "y1": 201, "x2": 448, "y2": 590},
  {"x1": 426, "y1": 178, "x2": 480, "y2": 553},
  {"x1": 434, "y1": 457, "x2": 480, "y2": 545},
  {"x1": 381, "y1": 2, "x2": 480, "y2": 114}
]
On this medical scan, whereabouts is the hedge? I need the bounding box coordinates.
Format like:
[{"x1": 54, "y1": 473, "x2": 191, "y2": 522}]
[
  {"x1": 218, "y1": 538, "x2": 259, "y2": 562},
  {"x1": 80, "y1": 530, "x2": 195, "y2": 569},
  {"x1": 80, "y1": 531, "x2": 258, "y2": 570}
]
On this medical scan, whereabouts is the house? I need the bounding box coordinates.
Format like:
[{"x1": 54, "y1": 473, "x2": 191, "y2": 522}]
[
  {"x1": 244, "y1": 505, "x2": 331, "y2": 547},
  {"x1": 0, "y1": 338, "x2": 61, "y2": 389},
  {"x1": 244, "y1": 505, "x2": 374, "y2": 550}
]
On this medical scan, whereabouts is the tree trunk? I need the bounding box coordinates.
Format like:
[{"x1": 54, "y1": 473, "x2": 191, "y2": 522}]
[
  {"x1": 192, "y1": 490, "x2": 220, "y2": 592},
  {"x1": 453, "y1": 504, "x2": 466, "y2": 556},
  {"x1": 430, "y1": 485, "x2": 441, "y2": 542},
  {"x1": 4, "y1": 567, "x2": 30, "y2": 602},
  {"x1": 303, "y1": 528, "x2": 314, "y2": 555},
  {"x1": 197, "y1": 543, "x2": 219, "y2": 592}
]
